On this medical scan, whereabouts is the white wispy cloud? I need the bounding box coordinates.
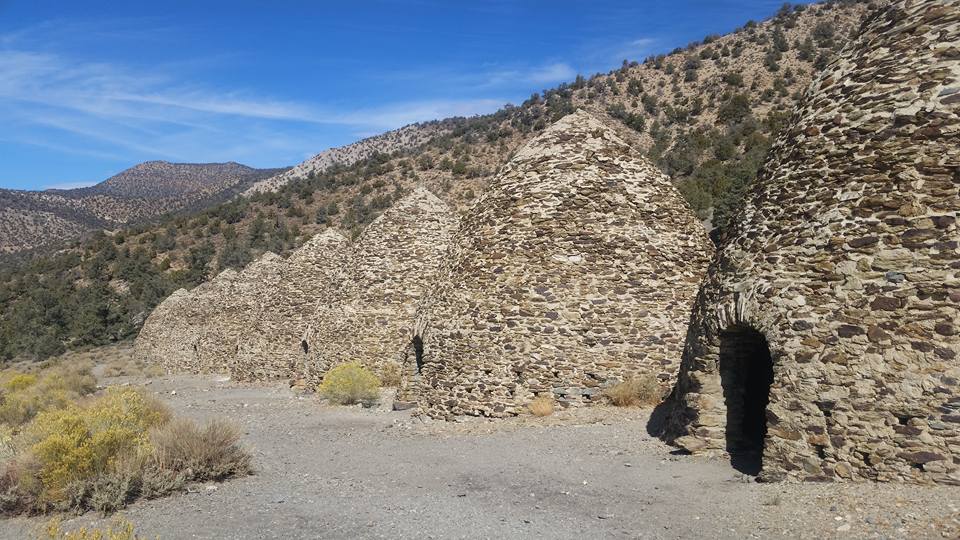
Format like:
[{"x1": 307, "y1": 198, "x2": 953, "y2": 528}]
[
  {"x1": 618, "y1": 38, "x2": 657, "y2": 59},
  {"x1": 0, "y1": 17, "x2": 591, "y2": 187},
  {"x1": 372, "y1": 59, "x2": 581, "y2": 95},
  {"x1": 526, "y1": 62, "x2": 577, "y2": 84},
  {"x1": 481, "y1": 61, "x2": 578, "y2": 87},
  {"x1": 0, "y1": 42, "x2": 511, "y2": 174},
  {"x1": 44, "y1": 180, "x2": 99, "y2": 190},
  {"x1": 338, "y1": 98, "x2": 507, "y2": 131}
]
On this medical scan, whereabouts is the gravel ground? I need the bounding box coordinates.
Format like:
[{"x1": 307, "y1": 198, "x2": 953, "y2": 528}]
[{"x1": 2, "y1": 373, "x2": 957, "y2": 539}]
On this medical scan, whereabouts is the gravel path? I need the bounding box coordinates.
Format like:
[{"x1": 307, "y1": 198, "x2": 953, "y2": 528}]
[{"x1": 2, "y1": 373, "x2": 957, "y2": 539}]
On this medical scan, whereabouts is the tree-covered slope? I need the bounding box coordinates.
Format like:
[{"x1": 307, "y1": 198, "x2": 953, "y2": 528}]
[{"x1": 0, "y1": 0, "x2": 870, "y2": 362}]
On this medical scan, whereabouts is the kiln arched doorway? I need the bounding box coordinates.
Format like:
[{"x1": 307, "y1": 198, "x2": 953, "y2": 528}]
[
  {"x1": 412, "y1": 335, "x2": 424, "y2": 374},
  {"x1": 718, "y1": 327, "x2": 773, "y2": 475}
]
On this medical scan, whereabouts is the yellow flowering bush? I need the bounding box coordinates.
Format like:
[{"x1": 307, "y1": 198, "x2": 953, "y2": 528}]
[
  {"x1": 20, "y1": 388, "x2": 169, "y2": 506},
  {"x1": 41, "y1": 517, "x2": 153, "y2": 540},
  {"x1": 0, "y1": 364, "x2": 96, "y2": 427},
  {"x1": 3, "y1": 373, "x2": 38, "y2": 392},
  {"x1": 0, "y1": 362, "x2": 250, "y2": 516},
  {"x1": 318, "y1": 362, "x2": 381, "y2": 406}
]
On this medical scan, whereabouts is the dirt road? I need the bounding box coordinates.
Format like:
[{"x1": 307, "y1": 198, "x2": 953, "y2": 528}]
[{"x1": 2, "y1": 373, "x2": 957, "y2": 539}]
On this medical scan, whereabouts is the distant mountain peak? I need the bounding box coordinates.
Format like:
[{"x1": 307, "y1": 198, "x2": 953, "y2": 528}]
[{"x1": 0, "y1": 161, "x2": 286, "y2": 254}]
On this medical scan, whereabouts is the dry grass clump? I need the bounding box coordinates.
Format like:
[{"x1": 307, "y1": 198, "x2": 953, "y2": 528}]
[
  {"x1": 101, "y1": 357, "x2": 164, "y2": 379},
  {"x1": 318, "y1": 362, "x2": 380, "y2": 406},
  {"x1": 40, "y1": 517, "x2": 152, "y2": 540},
  {"x1": 0, "y1": 364, "x2": 251, "y2": 517},
  {"x1": 378, "y1": 362, "x2": 402, "y2": 388},
  {"x1": 528, "y1": 396, "x2": 555, "y2": 417},
  {"x1": 151, "y1": 418, "x2": 251, "y2": 482},
  {"x1": 604, "y1": 376, "x2": 663, "y2": 407},
  {"x1": 0, "y1": 363, "x2": 96, "y2": 427}
]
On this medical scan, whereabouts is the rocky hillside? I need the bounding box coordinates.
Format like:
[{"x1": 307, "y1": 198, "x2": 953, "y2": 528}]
[
  {"x1": 0, "y1": 0, "x2": 871, "y2": 361},
  {"x1": 244, "y1": 122, "x2": 451, "y2": 196},
  {"x1": 248, "y1": 1, "x2": 869, "y2": 230},
  {"x1": 0, "y1": 162, "x2": 285, "y2": 254}
]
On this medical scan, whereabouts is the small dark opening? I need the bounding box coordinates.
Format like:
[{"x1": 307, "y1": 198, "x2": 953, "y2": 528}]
[
  {"x1": 815, "y1": 445, "x2": 827, "y2": 460},
  {"x1": 413, "y1": 336, "x2": 424, "y2": 374},
  {"x1": 300, "y1": 339, "x2": 309, "y2": 354},
  {"x1": 719, "y1": 327, "x2": 774, "y2": 476}
]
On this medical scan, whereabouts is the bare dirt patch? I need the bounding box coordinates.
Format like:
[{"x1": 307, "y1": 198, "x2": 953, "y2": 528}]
[{"x1": 1, "y1": 361, "x2": 956, "y2": 539}]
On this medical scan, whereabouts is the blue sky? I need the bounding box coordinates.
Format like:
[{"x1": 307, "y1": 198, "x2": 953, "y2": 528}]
[{"x1": 0, "y1": 0, "x2": 799, "y2": 190}]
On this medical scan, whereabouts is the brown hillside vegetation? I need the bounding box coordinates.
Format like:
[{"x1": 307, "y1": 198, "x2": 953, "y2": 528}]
[
  {"x1": 0, "y1": 0, "x2": 868, "y2": 362},
  {"x1": 0, "y1": 161, "x2": 284, "y2": 254}
]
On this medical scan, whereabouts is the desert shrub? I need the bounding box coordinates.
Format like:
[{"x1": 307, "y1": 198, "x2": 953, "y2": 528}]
[
  {"x1": 318, "y1": 363, "x2": 380, "y2": 406},
  {"x1": 378, "y1": 362, "x2": 402, "y2": 388},
  {"x1": 0, "y1": 372, "x2": 253, "y2": 517},
  {"x1": 528, "y1": 396, "x2": 555, "y2": 417},
  {"x1": 64, "y1": 457, "x2": 145, "y2": 515},
  {"x1": 722, "y1": 72, "x2": 744, "y2": 87},
  {"x1": 717, "y1": 93, "x2": 752, "y2": 125},
  {"x1": 604, "y1": 376, "x2": 663, "y2": 407},
  {"x1": 19, "y1": 388, "x2": 170, "y2": 507},
  {"x1": 40, "y1": 517, "x2": 150, "y2": 540},
  {"x1": 100, "y1": 357, "x2": 165, "y2": 379},
  {"x1": 3, "y1": 373, "x2": 37, "y2": 392},
  {"x1": 0, "y1": 364, "x2": 96, "y2": 428},
  {"x1": 1, "y1": 412, "x2": 248, "y2": 515},
  {"x1": 0, "y1": 426, "x2": 13, "y2": 460},
  {"x1": 151, "y1": 418, "x2": 251, "y2": 482}
]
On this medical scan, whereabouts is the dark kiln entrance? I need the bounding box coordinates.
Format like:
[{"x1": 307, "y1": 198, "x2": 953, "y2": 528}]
[
  {"x1": 412, "y1": 336, "x2": 424, "y2": 374},
  {"x1": 718, "y1": 327, "x2": 773, "y2": 475}
]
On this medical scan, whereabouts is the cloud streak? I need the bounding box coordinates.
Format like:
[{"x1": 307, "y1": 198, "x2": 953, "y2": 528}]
[
  {"x1": 44, "y1": 180, "x2": 99, "y2": 190},
  {"x1": 0, "y1": 16, "x2": 611, "y2": 187},
  {"x1": 0, "y1": 43, "x2": 510, "y2": 176}
]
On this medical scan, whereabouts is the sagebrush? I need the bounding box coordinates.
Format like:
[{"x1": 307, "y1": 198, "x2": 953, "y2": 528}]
[
  {"x1": 40, "y1": 517, "x2": 153, "y2": 540},
  {"x1": 318, "y1": 362, "x2": 380, "y2": 406},
  {"x1": 528, "y1": 396, "x2": 555, "y2": 417},
  {"x1": 0, "y1": 363, "x2": 251, "y2": 516},
  {"x1": 604, "y1": 376, "x2": 663, "y2": 407}
]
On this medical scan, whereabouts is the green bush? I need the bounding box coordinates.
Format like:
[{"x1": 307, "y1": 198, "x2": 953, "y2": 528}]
[
  {"x1": 0, "y1": 364, "x2": 96, "y2": 428},
  {"x1": 318, "y1": 363, "x2": 380, "y2": 406},
  {"x1": 0, "y1": 365, "x2": 251, "y2": 516}
]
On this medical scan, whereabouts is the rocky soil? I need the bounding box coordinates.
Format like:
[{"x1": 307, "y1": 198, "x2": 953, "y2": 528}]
[{"x1": 1, "y1": 367, "x2": 956, "y2": 539}]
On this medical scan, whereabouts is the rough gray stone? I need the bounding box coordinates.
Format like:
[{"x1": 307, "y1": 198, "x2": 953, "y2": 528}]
[{"x1": 662, "y1": 0, "x2": 960, "y2": 485}]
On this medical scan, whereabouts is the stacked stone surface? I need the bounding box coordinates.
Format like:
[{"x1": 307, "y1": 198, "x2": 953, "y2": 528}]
[
  {"x1": 661, "y1": 0, "x2": 960, "y2": 484},
  {"x1": 232, "y1": 230, "x2": 349, "y2": 381},
  {"x1": 303, "y1": 187, "x2": 458, "y2": 381},
  {"x1": 200, "y1": 250, "x2": 282, "y2": 378},
  {"x1": 132, "y1": 287, "x2": 191, "y2": 366},
  {"x1": 400, "y1": 110, "x2": 714, "y2": 418},
  {"x1": 138, "y1": 188, "x2": 456, "y2": 384},
  {"x1": 134, "y1": 268, "x2": 239, "y2": 373}
]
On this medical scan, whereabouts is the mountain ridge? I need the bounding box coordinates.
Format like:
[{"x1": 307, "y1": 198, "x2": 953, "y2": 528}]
[
  {"x1": 0, "y1": 161, "x2": 287, "y2": 254},
  {"x1": 243, "y1": 122, "x2": 452, "y2": 196},
  {"x1": 0, "y1": 0, "x2": 870, "y2": 361}
]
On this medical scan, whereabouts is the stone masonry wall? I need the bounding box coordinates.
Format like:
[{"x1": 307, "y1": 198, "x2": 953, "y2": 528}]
[
  {"x1": 662, "y1": 0, "x2": 960, "y2": 484},
  {"x1": 302, "y1": 187, "x2": 458, "y2": 383},
  {"x1": 232, "y1": 230, "x2": 349, "y2": 381},
  {"x1": 194, "y1": 252, "x2": 285, "y2": 376},
  {"x1": 134, "y1": 268, "x2": 239, "y2": 374},
  {"x1": 132, "y1": 287, "x2": 191, "y2": 366},
  {"x1": 138, "y1": 189, "x2": 454, "y2": 384},
  {"x1": 401, "y1": 110, "x2": 714, "y2": 418}
]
